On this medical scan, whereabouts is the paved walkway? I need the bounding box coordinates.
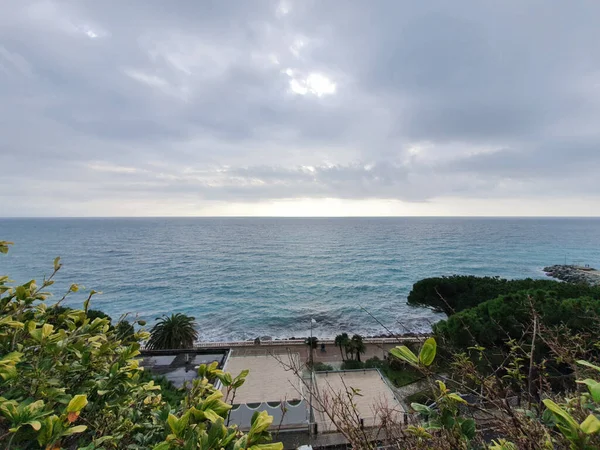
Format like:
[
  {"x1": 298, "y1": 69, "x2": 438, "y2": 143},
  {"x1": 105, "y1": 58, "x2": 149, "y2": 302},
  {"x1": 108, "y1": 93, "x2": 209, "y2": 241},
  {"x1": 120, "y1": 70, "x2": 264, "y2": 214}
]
[{"x1": 225, "y1": 340, "x2": 418, "y2": 366}]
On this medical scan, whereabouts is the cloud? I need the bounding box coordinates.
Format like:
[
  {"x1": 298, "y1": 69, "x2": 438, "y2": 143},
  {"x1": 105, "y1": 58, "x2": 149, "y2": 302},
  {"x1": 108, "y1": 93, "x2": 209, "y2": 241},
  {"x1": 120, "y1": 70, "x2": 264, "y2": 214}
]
[{"x1": 1, "y1": 0, "x2": 600, "y2": 216}]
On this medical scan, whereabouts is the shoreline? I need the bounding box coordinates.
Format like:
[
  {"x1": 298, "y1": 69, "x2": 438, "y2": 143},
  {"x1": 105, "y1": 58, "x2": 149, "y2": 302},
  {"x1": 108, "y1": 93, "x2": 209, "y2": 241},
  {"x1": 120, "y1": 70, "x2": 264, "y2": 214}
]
[
  {"x1": 140, "y1": 336, "x2": 428, "y2": 354},
  {"x1": 543, "y1": 264, "x2": 600, "y2": 286},
  {"x1": 193, "y1": 332, "x2": 433, "y2": 347}
]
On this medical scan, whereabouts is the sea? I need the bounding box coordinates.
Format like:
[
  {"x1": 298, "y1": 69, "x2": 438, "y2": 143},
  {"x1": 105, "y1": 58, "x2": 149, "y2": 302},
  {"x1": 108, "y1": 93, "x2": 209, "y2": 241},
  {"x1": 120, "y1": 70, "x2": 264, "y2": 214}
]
[{"x1": 1, "y1": 217, "x2": 599, "y2": 342}]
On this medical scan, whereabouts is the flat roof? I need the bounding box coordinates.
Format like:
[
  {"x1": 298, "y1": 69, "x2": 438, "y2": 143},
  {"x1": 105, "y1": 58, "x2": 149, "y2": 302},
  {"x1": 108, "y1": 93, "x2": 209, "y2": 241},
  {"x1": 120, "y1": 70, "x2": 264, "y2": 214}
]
[
  {"x1": 140, "y1": 352, "x2": 224, "y2": 388},
  {"x1": 222, "y1": 352, "x2": 303, "y2": 404},
  {"x1": 314, "y1": 370, "x2": 404, "y2": 432}
]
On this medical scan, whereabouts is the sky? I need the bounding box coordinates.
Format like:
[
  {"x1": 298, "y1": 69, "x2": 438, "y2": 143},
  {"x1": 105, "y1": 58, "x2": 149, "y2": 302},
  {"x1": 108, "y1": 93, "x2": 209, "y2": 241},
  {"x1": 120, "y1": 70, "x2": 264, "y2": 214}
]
[{"x1": 1, "y1": 1, "x2": 600, "y2": 217}]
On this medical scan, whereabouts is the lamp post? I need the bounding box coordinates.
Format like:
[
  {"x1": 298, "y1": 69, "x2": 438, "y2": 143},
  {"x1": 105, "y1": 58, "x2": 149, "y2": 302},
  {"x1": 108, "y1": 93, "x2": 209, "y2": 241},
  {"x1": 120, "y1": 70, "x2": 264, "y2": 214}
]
[
  {"x1": 309, "y1": 318, "x2": 316, "y2": 434},
  {"x1": 310, "y1": 318, "x2": 314, "y2": 368}
]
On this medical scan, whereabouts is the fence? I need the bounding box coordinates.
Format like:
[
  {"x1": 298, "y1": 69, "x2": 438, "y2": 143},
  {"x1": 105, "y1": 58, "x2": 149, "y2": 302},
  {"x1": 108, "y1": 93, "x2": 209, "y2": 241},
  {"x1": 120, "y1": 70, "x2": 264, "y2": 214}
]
[{"x1": 191, "y1": 336, "x2": 429, "y2": 349}]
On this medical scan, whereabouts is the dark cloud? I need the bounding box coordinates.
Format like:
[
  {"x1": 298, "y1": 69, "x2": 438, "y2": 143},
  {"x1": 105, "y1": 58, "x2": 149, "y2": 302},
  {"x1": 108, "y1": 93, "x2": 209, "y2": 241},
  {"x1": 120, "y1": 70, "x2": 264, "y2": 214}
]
[{"x1": 1, "y1": 0, "x2": 600, "y2": 215}]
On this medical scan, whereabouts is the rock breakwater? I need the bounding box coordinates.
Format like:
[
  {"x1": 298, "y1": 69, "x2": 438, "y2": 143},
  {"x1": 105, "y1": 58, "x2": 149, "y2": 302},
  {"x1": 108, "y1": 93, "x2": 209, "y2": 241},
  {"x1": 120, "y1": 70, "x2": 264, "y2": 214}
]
[{"x1": 543, "y1": 265, "x2": 600, "y2": 286}]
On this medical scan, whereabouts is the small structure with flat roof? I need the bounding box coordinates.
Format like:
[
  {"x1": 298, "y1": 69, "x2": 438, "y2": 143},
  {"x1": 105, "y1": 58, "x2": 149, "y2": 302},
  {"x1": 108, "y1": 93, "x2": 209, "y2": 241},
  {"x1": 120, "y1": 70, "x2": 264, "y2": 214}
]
[
  {"x1": 222, "y1": 352, "x2": 309, "y2": 431},
  {"x1": 140, "y1": 350, "x2": 226, "y2": 388}
]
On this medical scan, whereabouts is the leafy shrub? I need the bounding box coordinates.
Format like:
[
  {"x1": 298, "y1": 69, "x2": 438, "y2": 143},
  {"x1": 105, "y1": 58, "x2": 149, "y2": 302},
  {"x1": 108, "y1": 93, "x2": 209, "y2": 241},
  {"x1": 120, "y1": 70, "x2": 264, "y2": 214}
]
[
  {"x1": 364, "y1": 356, "x2": 385, "y2": 369},
  {"x1": 408, "y1": 275, "x2": 600, "y2": 315},
  {"x1": 311, "y1": 362, "x2": 334, "y2": 371},
  {"x1": 137, "y1": 370, "x2": 185, "y2": 407},
  {"x1": 390, "y1": 337, "x2": 600, "y2": 449},
  {"x1": 434, "y1": 290, "x2": 600, "y2": 349},
  {"x1": 0, "y1": 242, "x2": 282, "y2": 449},
  {"x1": 341, "y1": 360, "x2": 364, "y2": 370}
]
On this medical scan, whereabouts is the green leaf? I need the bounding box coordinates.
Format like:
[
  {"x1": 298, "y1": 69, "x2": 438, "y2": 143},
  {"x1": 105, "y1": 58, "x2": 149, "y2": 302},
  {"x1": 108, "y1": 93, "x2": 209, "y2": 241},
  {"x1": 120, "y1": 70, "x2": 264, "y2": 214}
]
[
  {"x1": 577, "y1": 379, "x2": 600, "y2": 403},
  {"x1": 0, "y1": 316, "x2": 24, "y2": 329},
  {"x1": 248, "y1": 411, "x2": 273, "y2": 437},
  {"x1": 53, "y1": 256, "x2": 61, "y2": 270},
  {"x1": 250, "y1": 444, "x2": 284, "y2": 450},
  {"x1": 206, "y1": 417, "x2": 227, "y2": 446},
  {"x1": 578, "y1": 360, "x2": 600, "y2": 372},
  {"x1": 580, "y1": 414, "x2": 600, "y2": 435},
  {"x1": 0, "y1": 241, "x2": 13, "y2": 254},
  {"x1": 411, "y1": 402, "x2": 431, "y2": 414},
  {"x1": 66, "y1": 394, "x2": 88, "y2": 413},
  {"x1": 418, "y1": 337, "x2": 437, "y2": 367},
  {"x1": 203, "y1": 409, "x2": 221, "y2": 423},
  {"x1": 489, "y1": 439, "x2": 518, "y2": 450},
  {"x1": 62, "y1": 425, "x2": 87, "y2": 436},
  {"x1": 236, "y1": 369, "x2": 250, "y2": 379},
  {"x1": 41, "y1": 323, "x2": 54, "y2": 339},
  {"x1": 0, "y1": 352, "x2": 23, "y2": 380},
  {"x1": 437, "y1": 380, "x2": 448, "y2": 393},
  {"x1": 448, "y1": 393, "x2": 467, "y2": 404},
  {"x1": 389, "y1": 346, "x2": 419, "y2": 366},
  {"x1": 167, "y1": 413, "x2": 189, "y2": 436},
  {"x1": 460, "y1": 418, "x2": 476, "y2": 440},
  {"x1": 543, "y1": 399, "x2": 580, "y2": 440},
  {"x1": 167, "y1": 414, "x2": 178, "y2": 434},
  {"x1": 27, "y1": 420, "x2": 42, "y2": 431},
  {"x1": 0, "y1": 351, "x2": 23, "y2": 363},
  {"x1": 218, "y1": 372, "x2": 233, "y2": 387}
]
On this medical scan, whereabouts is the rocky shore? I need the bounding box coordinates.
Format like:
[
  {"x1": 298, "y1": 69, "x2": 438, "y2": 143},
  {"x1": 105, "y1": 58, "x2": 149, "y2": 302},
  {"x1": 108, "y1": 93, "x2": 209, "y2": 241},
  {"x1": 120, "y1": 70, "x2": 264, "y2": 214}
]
[{"x1": 543, "y1": 265, "x2": 600, "y2": 286}]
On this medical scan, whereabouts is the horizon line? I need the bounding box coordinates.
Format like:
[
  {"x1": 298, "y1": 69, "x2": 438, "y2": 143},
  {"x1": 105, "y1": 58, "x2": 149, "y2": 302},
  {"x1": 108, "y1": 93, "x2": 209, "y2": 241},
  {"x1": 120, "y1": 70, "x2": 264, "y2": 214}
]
[{"x1": 1, "y1": 215, "x2": 600, "y2": 219}]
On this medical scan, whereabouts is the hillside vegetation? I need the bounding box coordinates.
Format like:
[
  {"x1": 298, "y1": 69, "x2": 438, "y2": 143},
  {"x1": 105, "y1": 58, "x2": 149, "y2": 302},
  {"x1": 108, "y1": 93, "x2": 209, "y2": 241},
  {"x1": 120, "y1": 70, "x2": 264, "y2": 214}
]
[
  {"x1": 0, "y1": 241, "x2": 282, "y2": 450},
  {"x1": 408, "y1": 275, "x2": 600, "y2": 314}
]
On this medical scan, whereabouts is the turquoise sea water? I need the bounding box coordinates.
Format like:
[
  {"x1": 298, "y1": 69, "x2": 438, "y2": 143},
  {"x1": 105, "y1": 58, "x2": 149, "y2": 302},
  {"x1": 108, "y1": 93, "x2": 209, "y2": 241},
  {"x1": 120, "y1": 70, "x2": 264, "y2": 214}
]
[{"x1": 1, "y1": 218, "x2": 599, "y2": 341}]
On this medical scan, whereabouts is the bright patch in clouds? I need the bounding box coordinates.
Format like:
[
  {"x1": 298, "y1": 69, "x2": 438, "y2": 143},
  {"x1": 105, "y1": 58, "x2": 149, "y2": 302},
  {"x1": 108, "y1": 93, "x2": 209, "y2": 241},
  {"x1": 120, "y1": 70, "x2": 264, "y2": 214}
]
[
  {"x1": 79, "y1": 27, "x2": 99, "y2": 39},
  {"x1": 286, "y1": 71, "x2": 336, "y2": 97},
  {"x1": 87, "y1": 163, "x2": 139, "y2": 174},
  {"x1": 276, "y1": 0, "x2": 290, "y2": 17},
  {"x1": 290, "y1": 38, "x2": 305, "y2": 58}
]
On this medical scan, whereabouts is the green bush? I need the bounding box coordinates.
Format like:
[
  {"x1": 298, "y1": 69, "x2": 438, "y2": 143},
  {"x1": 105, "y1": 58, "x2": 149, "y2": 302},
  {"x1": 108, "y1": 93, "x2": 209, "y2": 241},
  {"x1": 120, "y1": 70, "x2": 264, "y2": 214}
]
[
  {"x1": 434, "y1": 289, "x2": 600, "y2": 349},
  {"x1": 407, "y1": 275, "x2": 600, "y2": 315},
  {"x1": 311, "y1": 362, "x2": 334, "y2": 371},
  {"x1": 0, "y1": 242, "x2": 282, "y2": 449},
  {"x1": 340, "y1": 356, "x2": 423, "y2": 388},
  {"x1": 364, "y1": 356, "x2": 385, "y2": 369},
  {"x1": 390, "y1": 336, "x2": 600, "y2": 449},
  {"x1": 341, "y1": 360, "x2": 364, "y2": 370},
  {"x1": 381, "y1": 365, "x2": 423, "y2": 387}
]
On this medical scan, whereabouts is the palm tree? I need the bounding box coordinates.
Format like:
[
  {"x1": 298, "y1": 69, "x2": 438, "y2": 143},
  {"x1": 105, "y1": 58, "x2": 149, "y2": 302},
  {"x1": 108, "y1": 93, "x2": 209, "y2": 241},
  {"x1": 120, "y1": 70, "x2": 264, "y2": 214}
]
[
  {"x1": 344, "y1": 340, "x2": 354, "y2": 361},
  {"x1": 305, "y1": 336, "x2": 319, "y2": 350},
  {"x1": 146, "y1": 313, "x2": 198, "y2": 350},
  {"x1": 334, "y1": 333, "x2": 350, "y2": 361},
  {"x1": 350, "y1": 334, "x2": 366, "y2": 362}
]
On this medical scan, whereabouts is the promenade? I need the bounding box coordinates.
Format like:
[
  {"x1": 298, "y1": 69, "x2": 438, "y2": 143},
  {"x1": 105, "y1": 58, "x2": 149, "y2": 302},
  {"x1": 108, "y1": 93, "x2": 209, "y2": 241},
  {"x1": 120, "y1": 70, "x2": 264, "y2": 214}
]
[{"x1": 192, "y1": 336, "x2": 428, "y2": 365}]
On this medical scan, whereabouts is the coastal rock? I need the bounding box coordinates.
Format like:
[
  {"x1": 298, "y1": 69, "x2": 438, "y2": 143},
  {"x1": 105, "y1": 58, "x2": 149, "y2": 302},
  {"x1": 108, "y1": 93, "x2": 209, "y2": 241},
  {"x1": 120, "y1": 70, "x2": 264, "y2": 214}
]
[{"x1": 543, "y1": 265, "x2": 600, "y2": 287}]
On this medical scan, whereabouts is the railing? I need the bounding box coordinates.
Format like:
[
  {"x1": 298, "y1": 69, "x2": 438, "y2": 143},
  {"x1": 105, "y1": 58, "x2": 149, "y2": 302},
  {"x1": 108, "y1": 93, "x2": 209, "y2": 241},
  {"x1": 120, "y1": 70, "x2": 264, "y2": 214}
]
[
  {"x1": 191, "y1": 336, "x2": 429, "y2": 349},
  {"x1": 140, "y1": 336, "x2": 430, "y2": 351}
]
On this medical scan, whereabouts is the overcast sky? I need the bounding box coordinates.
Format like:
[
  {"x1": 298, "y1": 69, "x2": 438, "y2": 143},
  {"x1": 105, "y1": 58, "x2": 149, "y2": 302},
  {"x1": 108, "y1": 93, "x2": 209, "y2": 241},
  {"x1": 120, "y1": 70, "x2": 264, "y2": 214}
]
[{"x1": 1, "y1": 0, "x2": 600, "y2": 217}]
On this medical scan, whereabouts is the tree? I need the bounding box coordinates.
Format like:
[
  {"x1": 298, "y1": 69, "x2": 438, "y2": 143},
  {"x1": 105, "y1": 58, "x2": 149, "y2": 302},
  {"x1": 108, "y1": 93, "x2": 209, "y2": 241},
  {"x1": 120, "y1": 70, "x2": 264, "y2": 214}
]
[
  {"x1": 350, "y1": 334, "x2": 366, "y2": 362},
  {"x1": 146, "y1": 313, "x2": 199, "y2": 350},
  {"x1": 434, "y1": 290, "x2": 600, "y2": 350},
  {"x1": 334, "y1": 333, "x2": 350, "y2": 361},
  {"x1": 407, "y1": 275, "x2": 600, "y2": 315}
]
